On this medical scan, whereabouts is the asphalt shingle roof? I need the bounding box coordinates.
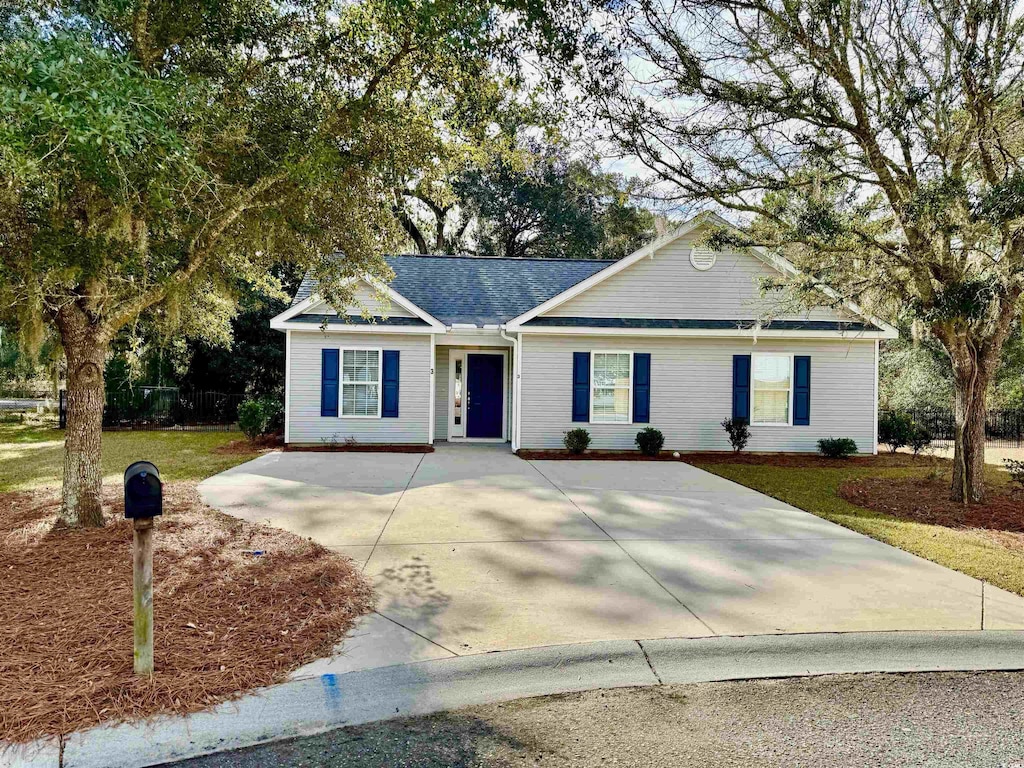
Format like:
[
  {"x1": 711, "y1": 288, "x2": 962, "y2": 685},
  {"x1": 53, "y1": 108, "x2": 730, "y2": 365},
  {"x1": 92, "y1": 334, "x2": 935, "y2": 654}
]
[{"x1": 291, "y1": 254, "x2": 612, "y2": 326}]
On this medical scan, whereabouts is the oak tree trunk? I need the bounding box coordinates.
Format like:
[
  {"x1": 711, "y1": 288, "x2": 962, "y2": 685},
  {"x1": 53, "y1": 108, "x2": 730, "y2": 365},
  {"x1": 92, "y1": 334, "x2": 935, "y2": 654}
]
[
  {"x1": 56, "y1": 307, "x2": 107, "y2": 528},
  {"x1": 946, "y1": 339, "x2": 999, "y2": 505}
]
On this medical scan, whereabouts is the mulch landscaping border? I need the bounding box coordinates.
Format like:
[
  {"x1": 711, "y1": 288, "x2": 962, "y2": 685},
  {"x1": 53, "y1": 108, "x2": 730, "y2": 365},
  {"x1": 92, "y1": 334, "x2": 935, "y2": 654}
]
[
  {"x1": 517, "y1": 449, "x2": 933, "y2": 469},
  {"x1": 0, "y1": 482, "x2": 374, "y2": 745},
  {"x1": 839, "y1": 475, "x2": 1024, "y2": 541},
  {"x1": 284, "y1": 444, "x2": 434, "y2": 453}
]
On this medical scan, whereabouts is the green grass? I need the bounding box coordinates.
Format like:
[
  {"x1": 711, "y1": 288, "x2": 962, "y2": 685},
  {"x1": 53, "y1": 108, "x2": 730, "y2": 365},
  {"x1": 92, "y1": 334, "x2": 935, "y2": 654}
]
[
  {"x1": 0, "y1": 422, "x2": 262, "y2": 493},
  {"x1": 691, "y1": 458, "x2": 1024, "y2": 597}
]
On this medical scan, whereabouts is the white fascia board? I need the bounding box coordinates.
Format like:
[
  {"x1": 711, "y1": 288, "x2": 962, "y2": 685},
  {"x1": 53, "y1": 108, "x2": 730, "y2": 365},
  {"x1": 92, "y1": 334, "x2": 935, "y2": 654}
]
[
  {"x1": 745, "y1": 246, "x2": 899, "y2": 336},
  {"x1": 269, "y1": 275, "x2": 446, "y2": 332},
  {"x1": 270, "y1": 321, "x2": 434, "y2": 333},
  {"x1": 506, "y1": 324, "x2": 892, "y2": 340}
]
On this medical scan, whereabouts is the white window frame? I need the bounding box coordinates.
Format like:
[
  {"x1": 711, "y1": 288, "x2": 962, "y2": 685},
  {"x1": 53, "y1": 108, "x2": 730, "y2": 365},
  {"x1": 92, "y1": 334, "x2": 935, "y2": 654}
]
[
  {"x1": 339, "y1": 346, "x2": 383, "y2": 419},
  {"x1": 589, "y1": 350, "x2": 633, "y2": 424},
  {"x1": 750, "y1": 352, "x2": 794, "y2": 427}
]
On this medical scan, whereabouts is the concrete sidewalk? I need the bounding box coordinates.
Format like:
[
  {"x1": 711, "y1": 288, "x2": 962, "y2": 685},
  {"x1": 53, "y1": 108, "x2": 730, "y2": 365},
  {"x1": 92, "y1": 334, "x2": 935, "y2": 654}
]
[
  {"x1": 11, "y1": 631, "x2": 1024, "y2": 768},
  {"x1": 199, "y1": 444, "x2": 1024, "y2": 676}
]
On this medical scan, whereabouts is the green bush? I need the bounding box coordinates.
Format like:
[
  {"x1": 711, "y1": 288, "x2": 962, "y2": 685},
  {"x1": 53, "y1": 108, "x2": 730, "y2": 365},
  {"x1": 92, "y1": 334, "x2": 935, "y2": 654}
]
[
  {"x1": 721, "y1": 417, "x2": 750, "y2": 452},
  {"x1": 1006, "y1": 459, "x2": 1024, "y2": 489},
  {"x1": 908, "y1": 423, "x2": 932, "y2": 455},
  {"x1": 635, "y1": 427, "x2": 664, "y2": 456},
  {"x1": 878, "y1": 412, "x2": 914, "y2": 453},
  {"x1": 563, "y1": 427, "x2": 591, "y2": 455},
  {"x1": 817, "y1": 437, "x2": 858, "y2": 458},
  {"x1": 238, "y1": 396, "x2": 283, "y2": 441}
]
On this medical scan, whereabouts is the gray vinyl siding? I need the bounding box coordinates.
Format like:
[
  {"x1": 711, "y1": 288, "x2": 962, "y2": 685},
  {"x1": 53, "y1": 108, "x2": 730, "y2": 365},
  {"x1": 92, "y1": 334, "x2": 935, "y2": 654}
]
[
  {"x1": 519, "y1": 334, "x2": 875, "y2": 452},
  {"x1": 545, "y1": 225, "x2": 848, "y2": 322},
  {"x1": 288, "y1": 330, "x2": 430, "y2": 445},
  {"x1": 306, "y1": 279, "x2": 414, "y2": 318}
]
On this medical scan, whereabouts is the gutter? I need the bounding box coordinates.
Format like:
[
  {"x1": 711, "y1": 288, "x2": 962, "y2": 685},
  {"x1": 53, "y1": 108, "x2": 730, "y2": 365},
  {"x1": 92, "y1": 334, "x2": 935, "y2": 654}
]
[{"x1": 499, "y1": 327, "x2": 520, "y2": 451}]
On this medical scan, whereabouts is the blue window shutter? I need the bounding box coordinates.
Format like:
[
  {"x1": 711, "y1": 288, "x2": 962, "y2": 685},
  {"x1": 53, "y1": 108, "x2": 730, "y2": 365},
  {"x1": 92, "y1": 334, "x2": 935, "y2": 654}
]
[
  {"x1": 382, "y1": 350, "x2": 400, "y2": 418},
  {"x1": 633, "y1": 353, "x2": 651, "y2": 424},
  {"x1": 321, "y1": 349, "x2": 339, "y2": 417},
  {"x1": 794, "y1": 355, "x2": 811, "y2": 425},
  {"x1": 572, "y1": 352, "x2": 590, "y2": 422},
  {"x1": 732, "y1": 355, "x2": 751, "y2": 422}
]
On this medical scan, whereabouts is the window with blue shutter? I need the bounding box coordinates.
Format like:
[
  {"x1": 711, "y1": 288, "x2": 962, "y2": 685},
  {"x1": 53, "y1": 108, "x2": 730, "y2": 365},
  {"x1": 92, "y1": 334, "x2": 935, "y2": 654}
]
[
  {"x1": 382, "y1": 350, "x2": 400, "y2": 418},
  {"x1": 732, "y1": 355, "x2": 751, "y2": 422},
  {"x1": 794, "y1": 355, "x2": 811, "y2": 425},
  {"x1": 633, "y1": 353, "x2": 651, "y2": 423},
  {"x1": 321, "y1": 349, "x2": 339, "y2": 417},
  {"x1": 572, "y1": 352, "x2": 590, "y2": 422}
]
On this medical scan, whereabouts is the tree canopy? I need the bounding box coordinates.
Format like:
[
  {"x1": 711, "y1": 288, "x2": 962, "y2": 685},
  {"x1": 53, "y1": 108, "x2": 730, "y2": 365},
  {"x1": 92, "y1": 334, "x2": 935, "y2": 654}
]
[{"x1": 0, "y1": 0, "x2": 594, "y2": 525}]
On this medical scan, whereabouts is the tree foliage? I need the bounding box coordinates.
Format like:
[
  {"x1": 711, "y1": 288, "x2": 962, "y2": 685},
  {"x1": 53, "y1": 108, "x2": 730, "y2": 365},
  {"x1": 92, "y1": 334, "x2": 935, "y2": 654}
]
[
  {"x1": 0, "y1": 0, "x2": 593, "y2": 525},
  {"x1": 458, "y1": 139, "x2": 657, "y2": 259},
  {"x1": 594, "y1": 0, "x2": 1024, "y2": 501}
]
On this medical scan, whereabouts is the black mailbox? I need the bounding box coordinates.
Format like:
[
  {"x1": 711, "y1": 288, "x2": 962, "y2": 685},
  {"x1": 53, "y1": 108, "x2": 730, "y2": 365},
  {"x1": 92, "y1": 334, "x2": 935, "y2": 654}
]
[{"x1": 124, "y1": 461, "x2": 162, "y2": 519}]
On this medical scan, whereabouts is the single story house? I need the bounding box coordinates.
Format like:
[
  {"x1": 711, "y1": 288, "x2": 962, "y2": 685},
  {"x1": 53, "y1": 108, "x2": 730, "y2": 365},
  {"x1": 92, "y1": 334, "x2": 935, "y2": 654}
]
[{"x1": 270, "y1": 213, "x2": 897, "y2": 453}]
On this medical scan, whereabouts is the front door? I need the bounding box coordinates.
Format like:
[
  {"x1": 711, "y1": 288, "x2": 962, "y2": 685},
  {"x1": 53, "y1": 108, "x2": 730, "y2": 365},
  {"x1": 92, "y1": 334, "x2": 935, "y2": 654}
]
[{"x1": 466, "y1": 354, "x2": 504, "y2": 438}]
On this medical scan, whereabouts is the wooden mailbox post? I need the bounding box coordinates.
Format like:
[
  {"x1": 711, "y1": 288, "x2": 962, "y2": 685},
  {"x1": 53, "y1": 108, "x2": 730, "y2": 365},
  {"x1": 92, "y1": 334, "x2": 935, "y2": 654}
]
[{"x1": 124, "y1": 461, "x2": 162, "y2": 676}]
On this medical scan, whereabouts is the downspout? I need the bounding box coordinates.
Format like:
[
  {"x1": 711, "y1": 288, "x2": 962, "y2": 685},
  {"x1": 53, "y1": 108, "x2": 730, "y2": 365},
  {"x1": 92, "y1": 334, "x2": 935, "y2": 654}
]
[{"x1": 500, "y1": 328, "x2": 519, "y2": 451}]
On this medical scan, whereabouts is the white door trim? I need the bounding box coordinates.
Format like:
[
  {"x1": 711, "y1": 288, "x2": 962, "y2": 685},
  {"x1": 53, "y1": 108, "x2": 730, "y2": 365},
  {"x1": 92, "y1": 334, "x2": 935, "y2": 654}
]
[{"x1": 448, "y1": 349, "x2": 509, "y2": 442}]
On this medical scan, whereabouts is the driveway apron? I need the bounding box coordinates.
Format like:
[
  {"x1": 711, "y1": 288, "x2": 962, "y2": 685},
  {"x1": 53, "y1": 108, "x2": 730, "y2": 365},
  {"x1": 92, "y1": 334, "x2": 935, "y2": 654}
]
[{"x1": 198, "y1": 444, "x2": 1024, "y2": 674}]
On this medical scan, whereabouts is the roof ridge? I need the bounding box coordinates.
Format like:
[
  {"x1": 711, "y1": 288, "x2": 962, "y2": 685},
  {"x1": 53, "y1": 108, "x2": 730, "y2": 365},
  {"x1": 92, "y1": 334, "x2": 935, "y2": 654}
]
[{"x1": 384, "y1": 253, "x2": 613, "y2": 264}]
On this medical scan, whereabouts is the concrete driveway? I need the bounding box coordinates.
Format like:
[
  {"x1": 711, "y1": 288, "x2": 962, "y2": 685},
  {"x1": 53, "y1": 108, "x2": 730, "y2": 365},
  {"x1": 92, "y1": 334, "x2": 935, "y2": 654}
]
[{"x1": 199, "y1": 444, "x2": 1024, "y2": 673}]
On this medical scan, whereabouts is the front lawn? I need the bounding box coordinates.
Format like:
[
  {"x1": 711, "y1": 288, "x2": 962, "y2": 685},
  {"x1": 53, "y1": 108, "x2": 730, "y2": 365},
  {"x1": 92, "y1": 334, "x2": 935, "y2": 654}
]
[
  {"x1": 688, "y1": 453, "x2": 1024, "y2": 597},
  {"x1": 0, "y1": 421, "x2": 262, "y2": 492}
]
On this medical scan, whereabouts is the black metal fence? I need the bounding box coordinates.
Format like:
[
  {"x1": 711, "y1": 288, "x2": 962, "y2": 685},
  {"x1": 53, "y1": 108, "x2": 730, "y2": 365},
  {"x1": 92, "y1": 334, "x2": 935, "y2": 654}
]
[
  {"x1": 59, "y1": 387, "x2": 244, "y2": 431},
  {"x1": 881, "y1": 408, "x2": 1024, "y2": 448}
]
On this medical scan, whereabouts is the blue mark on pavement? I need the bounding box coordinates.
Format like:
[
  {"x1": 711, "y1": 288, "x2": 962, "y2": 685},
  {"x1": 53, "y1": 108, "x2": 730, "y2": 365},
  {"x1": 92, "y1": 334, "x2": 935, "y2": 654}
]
[{"x1": 322, "y1": 673, "x2": 341, "y2": 708}]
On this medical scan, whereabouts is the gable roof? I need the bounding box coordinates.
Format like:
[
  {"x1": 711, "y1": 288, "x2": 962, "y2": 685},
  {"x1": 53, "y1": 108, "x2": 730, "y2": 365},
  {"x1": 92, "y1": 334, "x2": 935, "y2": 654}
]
[
  {"x1": 505, "y1": 212, "x2": 898, "y2": 337},
  {"x1": 290, "y1": 254, "x2": 611, "y2": 327}
]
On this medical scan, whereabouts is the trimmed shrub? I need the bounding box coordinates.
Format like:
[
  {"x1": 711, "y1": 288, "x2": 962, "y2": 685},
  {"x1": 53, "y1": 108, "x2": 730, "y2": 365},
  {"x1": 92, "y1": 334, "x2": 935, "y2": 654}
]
[
  {"x1": 908, "y1": 423, "x2": 933, "y2": 456},
  {"x1": 635, "y1": 427, "x2": 665, "y2": 456},
  {"x1": 563, "y1": 428, "x2": 591, "y2": 455},
  {"x1": 721, "y1": 417, "x2": 750, "y2": 453},
  {"x1": 817, "y1": 437, "x2": 858, "y2": 458},
  {"x1": 1006, "y1": 459, "x2": 1024, "y2": 490},
  {"x1": 238, "y1": 396, "x2": 284, "y2": 441},
  {"x1": 878, "y1": 412, "x2": 914, "y2": 453}
]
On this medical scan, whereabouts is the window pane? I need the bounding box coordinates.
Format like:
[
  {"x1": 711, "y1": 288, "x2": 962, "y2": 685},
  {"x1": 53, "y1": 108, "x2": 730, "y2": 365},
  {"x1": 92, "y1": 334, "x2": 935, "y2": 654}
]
[
  {"x1": 753, "y1": 390, "x2": 789, "y2": 424},
  {"x1": 343, "y1": 349, "x2": 379, "y2": 383},
  {"x1": 342, "y1": 383, "x2": 379, "y2": 416},
  {"x1": 593, "y1": 353, "x2": 630, "y2": 387},
  {"x1": 753, "y1": 355, "x2": 790, "y2": 390},
  {"x1": 592, "y1": 387, "x2": 630, "y2": 422}
]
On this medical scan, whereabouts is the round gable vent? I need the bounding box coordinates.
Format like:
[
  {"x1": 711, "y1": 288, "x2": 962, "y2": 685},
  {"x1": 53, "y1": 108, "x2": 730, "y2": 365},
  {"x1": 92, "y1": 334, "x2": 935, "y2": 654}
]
[{"x1": 689, "y1": 247, "x2": 717, "y2": 271}]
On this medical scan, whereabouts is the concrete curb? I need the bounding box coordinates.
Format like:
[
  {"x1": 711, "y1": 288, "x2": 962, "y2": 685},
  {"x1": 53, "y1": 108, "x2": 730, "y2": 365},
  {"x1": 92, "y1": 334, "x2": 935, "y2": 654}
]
[{"x1": 8, "y1": 630, "x2": 1024, "y2": 768}]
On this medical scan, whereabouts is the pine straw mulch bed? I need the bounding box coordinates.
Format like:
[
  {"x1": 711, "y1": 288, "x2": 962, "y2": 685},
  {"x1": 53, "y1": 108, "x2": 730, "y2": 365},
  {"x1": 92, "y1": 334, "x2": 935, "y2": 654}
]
[
  {"x1": 519, "y1": 449, "x2": 931, "y2": 469},
  {"x1": 839, "y1": 475, "x2": 1024, "y2": 552},
  {"x1": 0, "y1": 482, "x2": 374, "y2": 746}
]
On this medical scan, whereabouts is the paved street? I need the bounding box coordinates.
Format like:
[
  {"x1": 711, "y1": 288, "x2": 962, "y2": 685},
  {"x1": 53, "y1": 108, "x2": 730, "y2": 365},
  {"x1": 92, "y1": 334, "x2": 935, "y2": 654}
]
[{"x1": 167, "y1": 670, "x2": 1024, "y2": 767}]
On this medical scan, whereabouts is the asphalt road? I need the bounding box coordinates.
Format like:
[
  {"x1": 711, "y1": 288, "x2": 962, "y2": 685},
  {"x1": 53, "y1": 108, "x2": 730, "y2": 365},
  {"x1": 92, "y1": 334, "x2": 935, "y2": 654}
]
[{"x1": 167, "y1": 671, "x2": 1024, "y2": 768}]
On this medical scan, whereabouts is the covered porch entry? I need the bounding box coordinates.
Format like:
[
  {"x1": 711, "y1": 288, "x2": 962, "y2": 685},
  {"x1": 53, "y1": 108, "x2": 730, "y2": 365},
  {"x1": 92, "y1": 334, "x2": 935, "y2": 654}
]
[{"x1": 434, "y1": 336, "x2": 514, "y2": 443}]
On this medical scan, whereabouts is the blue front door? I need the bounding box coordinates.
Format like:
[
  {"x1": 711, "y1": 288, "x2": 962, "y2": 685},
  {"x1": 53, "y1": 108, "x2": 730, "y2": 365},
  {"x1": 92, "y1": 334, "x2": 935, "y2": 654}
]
[{"x1": 466, "y1": 354, "x2": 503, "y2": 438}]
